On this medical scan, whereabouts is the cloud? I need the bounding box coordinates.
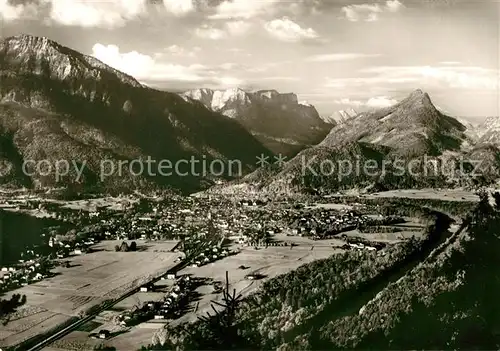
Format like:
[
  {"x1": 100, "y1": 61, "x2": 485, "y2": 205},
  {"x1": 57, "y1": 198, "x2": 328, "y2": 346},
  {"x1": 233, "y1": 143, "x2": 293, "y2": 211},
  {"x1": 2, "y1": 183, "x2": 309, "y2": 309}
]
[
  {"x1": 225, "y1": 20, "x2": 252, "y2": 35},
  {"x1": 361, "y1": 65, "x2": 499, "y2": 90},
  {"x1": 245, "y1": 60, "x2": 293, "y2": 73},
  {"x1": 219, "y1": 62, "x2": 241, "y2": 70},
  {"x1": 440, "y1": 61, "x2": 462, "y2": 65},
  {"x1": 366, "y1": 96, "x2": 398, "y2": 107},
  {"x1": 31, "y1": 0, "x2": 194, "y2": 28},
  {"x1": 260, "y1": 76, "x2": 300, "y2": 81},
  {"x1": 0, "y1": 0, "x2": 31, "y2": 21},
  {"x1": 264, "y1": 17, "x2": 320, "y2": 43},
  {"x1": 155, "y1": 45, "x2": 201, "y2": 58},
  {"x1": 325, "y1": 76, "x2": 418, "y2": 89},
  {"x1": 91, "y1": 43, "x2": 242, "y2": 88},
  {"x1": 92, "y1": 43, "x2": 159, "y2": 79},
  {"x1": 341, "y1": 3, "x2": 381, "y2": 22},
  {"x1": 306, "y1": 53, "x2": 382, "y2": 62},
  {"x1": 42, "y1": 0, "x2": 148, "y2": 28},
  {"x1": 216, "y1": 76, "x2": 244, "y2": 86},
  {"x1": 325, "y1": 65, "x2": 498, "y2": 91},
  {"x1": 162, "y1": 0, "x2": 195, "y2": 16},
  {"x1": 334, "y1": 96, "x2": 397, "y2": 108},
  {"x1": 341, "y1": 0, "x2": 403, "y2": 22},
  {"x1": 385, "y1": 0, "x2": 404, "y2": 12},
  {"x1": 194, "y1": 25, "x2": 228, "y2": 39},
  {"x1": 334, "y1": 98, "x2": 364, "y2": 106},
  {"x1": 194, "y1": 20, "x2": 252, "y2": 40},
  {"x1": 209, "y1": 0, "x2": 279, "y2": 20}
]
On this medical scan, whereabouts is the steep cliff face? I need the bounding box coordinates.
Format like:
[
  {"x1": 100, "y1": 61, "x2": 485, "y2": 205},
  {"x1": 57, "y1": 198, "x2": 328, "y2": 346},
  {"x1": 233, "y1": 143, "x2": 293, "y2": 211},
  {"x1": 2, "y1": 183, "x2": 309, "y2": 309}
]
[
  {"x1": 255, "y1": 89, "x2": 298, "y2": 104},
  {"x1": 211, "y1": 88, "x2": 252, "y2": 118},
  {"x1": 474, "y1": 116, "x2": 500, "y2": 145},
  {"x1": 0, "y1": 35, "x2": 143, "y2": 110},
  {"x1": 0, "y1": 35, "x2": 271, "y2": 193},
  {"x1": 182, "y1": 88, "x2": 331, "y2": 156}
]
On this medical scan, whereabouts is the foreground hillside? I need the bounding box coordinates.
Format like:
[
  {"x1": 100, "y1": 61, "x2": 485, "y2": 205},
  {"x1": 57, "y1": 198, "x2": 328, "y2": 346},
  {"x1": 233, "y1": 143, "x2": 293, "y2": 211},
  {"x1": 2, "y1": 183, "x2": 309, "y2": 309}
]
[
  {"x1": 182, "y1": 88, "x2": 332, "y2": 156},
  {"x1": 0, "y1": 35, "x2": 271, "y2": 194},
  {"x1": 228, "y1": 90, "x2": 500, "y2": 194}
]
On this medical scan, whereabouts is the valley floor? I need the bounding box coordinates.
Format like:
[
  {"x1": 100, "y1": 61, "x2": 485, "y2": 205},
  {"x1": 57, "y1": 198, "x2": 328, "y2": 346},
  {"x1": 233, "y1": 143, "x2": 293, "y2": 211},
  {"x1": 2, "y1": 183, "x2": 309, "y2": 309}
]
[{"x1": 0, "y1": 189, "x2": 481, "y2": 350}]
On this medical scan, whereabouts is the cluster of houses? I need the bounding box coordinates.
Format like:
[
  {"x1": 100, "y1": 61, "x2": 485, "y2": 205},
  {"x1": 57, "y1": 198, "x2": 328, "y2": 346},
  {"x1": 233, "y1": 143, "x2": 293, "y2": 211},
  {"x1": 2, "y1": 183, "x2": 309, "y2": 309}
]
[
  {"x1": 0, "y1": 259, "x2": 50, "y2": 292},
  {"x1": 48, "y1": 236, "x2": 96, "y2": 259},
  {"x1": 189, "y1": 245, "x2": 233, "y2": 268},
  {"x1": 91, "y1": 196, "x2": 247, "y2": 242},
  {"x1": 120, "y1": 274, "x2": 193, "y2": 323},
  {"x1": 340, "y1": 235, "x2": 387, "y2": 251},
  {"x1": 0, "y1": 195, "x2": 298, "y2": 297},
  {"x1": 237, "y1": 225, "x2": 284, "y2": 246},
  {"x1": 152, "y1": 276, "x2": 191, "y2": 320},
  {"x1": 288, "y1": 209, "x2": 370, "y2": 239}
]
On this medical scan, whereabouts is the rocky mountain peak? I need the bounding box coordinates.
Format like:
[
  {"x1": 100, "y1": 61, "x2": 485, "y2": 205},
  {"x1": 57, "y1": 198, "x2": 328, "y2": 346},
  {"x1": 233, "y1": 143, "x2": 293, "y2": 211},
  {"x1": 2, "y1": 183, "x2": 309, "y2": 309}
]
[
  {"x1": 255, "y1": 89, "x2": 298, "y2": 104},
  {"x1": 255, "y1": 89, "x2": 280, "y2": 99},
  {"x1": 402, "y1": 89, "x2": 434, "y2": 109},
  {"x1": 0, "y1": 35, "x2": 271, "y2": 193},
  {"x1": 181, "y1": 87, "x2": 328, "y2": 155},
  {"x1": 211, "y1": 88, "x2": 251, "y2": 111},
  {"x1": 321, "y1": 108, "x2": 357, "y2": 125},
  {"x1": 3, "y1": 34, "x2": 54, "y2": 52},
  {"x1": 0, "y1": 34, "x2": 142, "y2": 89}
]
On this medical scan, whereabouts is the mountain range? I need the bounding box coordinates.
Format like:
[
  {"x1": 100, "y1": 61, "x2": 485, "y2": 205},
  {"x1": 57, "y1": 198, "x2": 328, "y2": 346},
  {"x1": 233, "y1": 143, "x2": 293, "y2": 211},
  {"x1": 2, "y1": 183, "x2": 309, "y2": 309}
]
[
  {"x1": 217, "y1": 90, "x2": 500, "y2": 194},
  {"x1": 0, "y1": 34, "x2": 273, "y2": 194},
  {"x1": 320, "y1": 108, "x2": 358, "y2": 125},
  {"x1": 181, "y1": 88, "x2": 332, "y2": 156},
  {"x1": 1, "y1": 34, "x2": 500, "y2": 196}
]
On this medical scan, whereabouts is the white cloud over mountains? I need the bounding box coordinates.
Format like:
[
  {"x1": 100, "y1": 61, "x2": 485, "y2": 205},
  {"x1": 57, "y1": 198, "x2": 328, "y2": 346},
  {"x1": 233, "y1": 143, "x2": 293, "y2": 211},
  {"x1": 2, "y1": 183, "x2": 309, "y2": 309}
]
[
  {"x1": 91, "y1": 42, "x2": 243, "y2": 88},
  {"x1": 334, "y1": 96, "x2": 397, "y2": 108},
  {"x1": 362, "y1": 65, "x2": 499, "y2": 90},
  {"x1": 194, "y1": 25, "x2": 228, "y2": 40}
]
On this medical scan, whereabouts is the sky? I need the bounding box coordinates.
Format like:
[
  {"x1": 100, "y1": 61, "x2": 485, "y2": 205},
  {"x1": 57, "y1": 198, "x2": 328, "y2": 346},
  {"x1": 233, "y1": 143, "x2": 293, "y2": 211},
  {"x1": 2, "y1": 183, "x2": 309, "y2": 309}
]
[{"x1": 1, "y1": 0, "x2": 499, "y2": 119}]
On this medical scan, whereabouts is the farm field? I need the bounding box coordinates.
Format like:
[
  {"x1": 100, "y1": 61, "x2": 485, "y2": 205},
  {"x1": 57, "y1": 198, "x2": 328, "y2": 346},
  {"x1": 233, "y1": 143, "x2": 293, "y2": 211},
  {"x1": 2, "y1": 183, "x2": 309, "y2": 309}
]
[
  {"x1": 173, "y1": 243, "x2": 344, "y2": 325},
  {"x1": 50, "y1": 242, "x2": 344, "y2": 350},
  {"x1": 58, "y1": 217, "x2": 431, "y2": 350},
  {"x1": 112, "y1": 292, "x2": 167, "y2": 311},
  {"x1": 0, "y1": 245, "x2": 178, "y2": 349},
  {"x1": 340, "y1": 218, "x2": 427, "y2": 243},
  {"x1": 49, "y1": 292, "x2": 171, "y2": 351},
  {"x1": 92, "y1": 239, "x2": 180, "y2": 253}
]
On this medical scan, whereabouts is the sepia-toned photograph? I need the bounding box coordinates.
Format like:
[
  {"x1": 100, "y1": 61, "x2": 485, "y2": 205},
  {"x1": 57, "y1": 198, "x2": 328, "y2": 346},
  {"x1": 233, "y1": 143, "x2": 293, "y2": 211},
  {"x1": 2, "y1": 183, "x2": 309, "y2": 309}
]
[{"x1": 0, "y1": 0, "x2": 499, "y2": 350}]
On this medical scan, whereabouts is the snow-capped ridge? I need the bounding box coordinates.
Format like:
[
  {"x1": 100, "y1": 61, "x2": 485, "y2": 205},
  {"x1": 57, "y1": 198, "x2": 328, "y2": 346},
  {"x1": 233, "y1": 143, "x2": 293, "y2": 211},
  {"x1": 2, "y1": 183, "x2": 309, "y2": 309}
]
[{"x1": 322, "y1": 108, "x2": 358, "y2": 125}]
